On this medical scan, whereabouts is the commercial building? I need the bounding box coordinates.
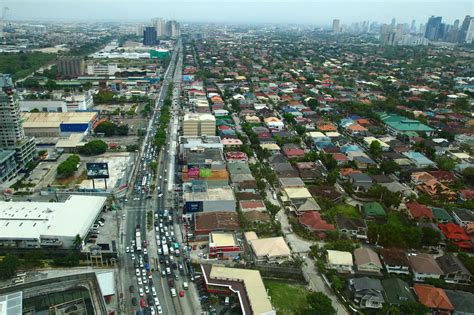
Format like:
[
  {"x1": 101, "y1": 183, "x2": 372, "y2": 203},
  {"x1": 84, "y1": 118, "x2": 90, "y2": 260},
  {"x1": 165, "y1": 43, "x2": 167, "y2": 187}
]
[
  {"x1": 153, "y1": 17, "x2": 167, "y2": 37},
  {"x1": 425, "y1": 16, "x2": 442, "y2": 41},
  {"x1": 0, "y1": 149, "x2": 17, "y2": 183},
  {"x1": 458, "y1": 15, "x2": 474, "y2": 44},
  {"x1": 183, "y1": 113, "x2": 216, "y2": 137},
  {"x1": 208, "y1": 232, "x2": 242, "y2": 259},
  {"x1": 19, "y1": 100, "x2": 68, "y2": 113},
  {"x1": 22, "y1": 112, "x2": 98, "y2": 137},
  {"x1": 201, "y1": 264, "x2": 276, "y2": 315},
  {"x1": 0, "y1": 195, "x2": 107, "y2": 249},
  {"x1": 86, "y1": 63, "x2": 118, "y2": 76},
  {"x1": 194, "y1": 212, "x2": 240, "y2": 240},
  {"x1": 183, "y1": 182, "x2": 235, "y2": 213},
  {"x1": 0, "y1": 74, "x2": 36, "y2": 174},
  {"x1": 332, "y1": 19, "x2": 341, "y2": 33},
  {"x1": 56, "y1": 56, "x2": 85, "y2": 78},
  {"x1": 143, "y1": 26, "x2": 158, "y2": 46}
]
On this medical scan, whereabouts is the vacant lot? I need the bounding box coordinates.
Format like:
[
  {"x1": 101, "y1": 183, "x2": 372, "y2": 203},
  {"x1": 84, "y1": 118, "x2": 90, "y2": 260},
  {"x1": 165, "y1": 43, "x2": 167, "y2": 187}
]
[
  {"x1": 0, "y1": 52, "x2": 56, "y2": 80},
  {"x1": 264, "y1": 279, "x2": 309, "y2": 315}
]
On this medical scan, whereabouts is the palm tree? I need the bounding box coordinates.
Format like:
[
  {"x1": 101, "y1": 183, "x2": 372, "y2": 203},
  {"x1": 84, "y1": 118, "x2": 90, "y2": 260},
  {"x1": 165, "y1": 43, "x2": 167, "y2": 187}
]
[{"x1": 73, "y1": 234, "x2": 83, "y2": 250}]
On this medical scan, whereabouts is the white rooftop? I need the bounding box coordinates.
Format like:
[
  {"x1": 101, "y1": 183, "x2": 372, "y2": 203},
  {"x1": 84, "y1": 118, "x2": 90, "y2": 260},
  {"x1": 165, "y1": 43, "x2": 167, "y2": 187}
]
[{"x1": 0, "y1": 195, "x2": 107, "y2": 241}]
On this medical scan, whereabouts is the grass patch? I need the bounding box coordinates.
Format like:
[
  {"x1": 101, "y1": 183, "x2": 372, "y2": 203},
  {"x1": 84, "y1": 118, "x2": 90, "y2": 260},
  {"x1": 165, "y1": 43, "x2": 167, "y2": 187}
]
[
  {"x1": 326, "y1": 203, "x2": 361, "y2": 222},
  {"x1": 146, "y1": 211, "x2": 153, "y2": 231},
  {"x1": 0, "y1": 52, "x2": 56, "y2": 80},
  {"x1": 264, "y1": 279, "x2": 309, "y2": 315}
]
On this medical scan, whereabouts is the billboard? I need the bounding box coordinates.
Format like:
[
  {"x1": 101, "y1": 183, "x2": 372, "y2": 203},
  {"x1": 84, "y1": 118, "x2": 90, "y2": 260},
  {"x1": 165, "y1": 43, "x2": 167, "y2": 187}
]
[{"x1": 86, "y1": 162, "x2": 109, "y2": 179}]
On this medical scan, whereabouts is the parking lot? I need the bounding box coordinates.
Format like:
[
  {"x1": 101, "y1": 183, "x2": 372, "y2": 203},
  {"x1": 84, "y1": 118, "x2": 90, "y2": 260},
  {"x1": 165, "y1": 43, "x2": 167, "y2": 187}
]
[{"x1": 84, "y1": 210, "x2": 121, "y2": 254}]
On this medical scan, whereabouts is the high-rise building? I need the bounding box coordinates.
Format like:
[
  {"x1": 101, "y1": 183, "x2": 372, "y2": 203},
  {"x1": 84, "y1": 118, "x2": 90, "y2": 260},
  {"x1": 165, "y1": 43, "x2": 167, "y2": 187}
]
[
  {"x1": 0, "y1": 74, "x2": 36, "y2": 176},
  {"x1": 424, "y1": 16, "x2": 442, "y2": 41},
  {"x1": 143, "y1": 26, "x2": 158, "y2": 46},
  {"x1": 136, "y1": 24, "x2": 145, "y2": 37},
  {"x1": 332, "y1": 19, "x2": 341, "y2": 33},
  {"x1": 165, "y1": 20, "x2": 181, "y2": 38},
  {"x1": 391, "y1": 18, "x2": 396, "y2": 29},
  {"x1": 56, "y1": 57, "x2": 84, "y2": 78},
  {"x1": 453, "y1": 19, "x2": 460, "y2": 29},
  {"x1": 459, "y1": 15, "x2": 474, "y2": 44},
  {"x1": 153, "y1": 17, "x2": 166, "y2": 37},
  {"x1": 410, "y1": 20, "x2": 417, "y2": 33}
]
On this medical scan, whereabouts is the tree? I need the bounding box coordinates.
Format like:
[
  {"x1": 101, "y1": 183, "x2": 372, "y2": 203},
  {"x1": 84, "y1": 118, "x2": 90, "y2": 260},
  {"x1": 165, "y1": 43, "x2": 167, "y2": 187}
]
[
  {"x1": 82, "y1": 82, "x2": 92, "y2": 91},
  {"x1": 57, "y1": 154, "x2": 80, "y2": 177},
  {"x1": 94, "y1": 121, "x2": 116, "y2": 136},
  {"x1": 79, "y1": 140, "x2": 107, "y2": 156},
  {"x1": 307, "y1": 98, "x2": 319, "y2": 110},
  {"x1": 369, "y1": 140, "x2": 382, "y2": 159},
  {"x1": 421, "y1": 227, "x2": 441, "y2": 247},
  {"x1": 462, "y1": 167, "x2": 474, "y2": 185},
  {"x1": 298, "y1": 292, "x2": 336, "y2": 315},
  {"x1": 0, "y1": 254, "x2": 21, "y2": 279},
  {"x1": 73, "y1": 234, "x2": 82, "y2": 250},
  {"x1": 400, "y1": 302, "x2": 429, "y2": 315},
  {"x1": 30, "y1": 108, "x2": 40, "y2": 113},
  {"x1": 436, "y1": 155, "x2": 456, "y2": 171},
  {"x1": 44, "y1": 79, "x2": 57, "y2": 91},
  {"x1": 126, "y1": 144, "x2": 139, "y2": 152},
  {"x1": 23, "y1": 250, "x2": 45, "y2": 268},
  {"x1": 380, "y1": 159, "x2": 400, "y2": 174}
]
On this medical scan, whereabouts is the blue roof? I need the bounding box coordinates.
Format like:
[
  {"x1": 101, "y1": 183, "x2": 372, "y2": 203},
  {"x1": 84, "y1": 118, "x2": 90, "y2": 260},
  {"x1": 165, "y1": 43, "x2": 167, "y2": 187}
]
[
  {"x1": 402, "y1": 151, "x2": 435, "y2": 165},
  {"x1": 341, "y1": 144, "x2": 362, "y2": 153}
]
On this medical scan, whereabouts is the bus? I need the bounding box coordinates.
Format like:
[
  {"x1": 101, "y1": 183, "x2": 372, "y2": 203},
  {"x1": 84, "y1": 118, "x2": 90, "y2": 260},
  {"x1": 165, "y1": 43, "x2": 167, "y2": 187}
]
[{"x1": 136, "y1": 229, "x2": 142, "y2": 252}]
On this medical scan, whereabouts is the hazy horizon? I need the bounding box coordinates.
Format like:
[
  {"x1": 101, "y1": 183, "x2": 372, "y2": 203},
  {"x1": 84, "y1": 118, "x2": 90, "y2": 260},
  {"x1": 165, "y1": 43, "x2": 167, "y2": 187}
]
[{"x1": 3, "y1": 0, "x2": 473, "y2": 25}]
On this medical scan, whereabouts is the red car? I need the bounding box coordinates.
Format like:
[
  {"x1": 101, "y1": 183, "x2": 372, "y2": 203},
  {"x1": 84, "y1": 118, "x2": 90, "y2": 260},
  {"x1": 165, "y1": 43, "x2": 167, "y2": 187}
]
[
  {"x1": 140, "y1": 298, "x2": 147, "y2": 308},
  {"x1": 179, "y1": 291, "x2": 185, "y2": 298}
]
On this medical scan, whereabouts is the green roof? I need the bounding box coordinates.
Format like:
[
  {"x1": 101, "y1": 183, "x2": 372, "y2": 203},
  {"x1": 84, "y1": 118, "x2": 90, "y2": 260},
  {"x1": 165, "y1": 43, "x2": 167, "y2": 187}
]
[
  {"x1": 379, "y1": 113, "x2": 434, "y2": 132},
  {"x1": 382, "y1": 278, "x2": 415, "y2": 306},
  {"x1": 363, "y1": 202, "x2": 386, "y2": 217},
  {"x1": 431, "y1": 207, "x2": 452, "y2": 222}
]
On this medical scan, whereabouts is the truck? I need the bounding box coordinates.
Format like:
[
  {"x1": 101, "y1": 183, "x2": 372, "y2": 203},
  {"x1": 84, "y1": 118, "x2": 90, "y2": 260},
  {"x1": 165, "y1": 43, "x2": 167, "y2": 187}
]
[
  {"x1": 162, "y1": 243, "x2": 169, "y2": 256},
  {"x1": 136, "y1": 229, "x2": 142, "y2": 252}
]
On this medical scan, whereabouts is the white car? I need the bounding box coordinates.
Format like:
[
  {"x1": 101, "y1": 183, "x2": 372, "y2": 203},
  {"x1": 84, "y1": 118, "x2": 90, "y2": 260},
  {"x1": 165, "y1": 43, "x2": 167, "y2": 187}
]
[
  {"x1": 170, "y1": 288, "x2": 177, "y2": 297},
  {"x1": 139, "y1": 261, "x2": 144, "y2": 268},
  {"x1": 135, "y1": 268, "x2": 140, "y2": 277},
  {"x1": 150, "y1": 308, "x2": 156, "y2": 315},
  {"x1": 143, "y1": 248, "x2": 148, "y2": 255},
  {"x1": 142, "y1": 276, "x2": 148, "y2": 284},
  {"x1": 137, "y1": 277, "x2": 142, "y2": 285},
  {"x1": 131, "y1": 254, "x2": 135, "y2": 260},
  {"x1": 157, "y1": 305, "x2": 163, "y2": 314},
  {"x1": 125, "y1": 246, "x2": 130, "y2": 253},
  {"x1": 142, "y1": 269, "x2": 147, "y2": 276},
  {"x1": 154, "y1": 296, "x2": 160, "y2": 305},
  {"x1": 152, "y1": 287, "x2": 157, "y2": 296},
  {"x1": 139, "y1": 287, "x2": 144, "y2": 296},
  {"x1": 145, "y1": 286, "x2": 150, "y2": 294},
  {"x1": 156, "y1": 239, "x2": 161, "y2": 246}
]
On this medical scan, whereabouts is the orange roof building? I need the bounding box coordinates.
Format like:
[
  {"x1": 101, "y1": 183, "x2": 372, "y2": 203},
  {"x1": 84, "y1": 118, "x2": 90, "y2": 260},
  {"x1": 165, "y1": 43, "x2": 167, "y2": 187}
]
[{"x1": 413, "y1": 284, "x2": 453, "y2": 312}]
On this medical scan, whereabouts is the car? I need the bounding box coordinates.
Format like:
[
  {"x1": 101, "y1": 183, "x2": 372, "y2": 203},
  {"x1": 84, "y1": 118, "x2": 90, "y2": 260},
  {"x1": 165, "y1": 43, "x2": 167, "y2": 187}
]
[
  {"x1": 178, "y1": 264, "x2": 184, "y2": 273},
  {"x1": 179, "y1": 290, "x2": 185, "y2": 298},
  {"x1": 170, "y1": 288, "x2": 177, "y2": 297},
  {"x1": 144, "y1": 286, "x2": 150, "y2": 294},
  {"x1": 161, "y1": 270, "x2": 166, "y2": 277},
  {"x1": 174, "y1": 273, "x2": 179, "y2": 280},
  {"x1": 122, "y1": 214, "x2": 125, "y2": 219},
  {"x1": 131, "y1": 254, "x2": 135, "y2": 260},
  {"x1": 98, "y1": 221, "x2": 105, "y2": 227},
  {"x1": 131, "y1": 297, "x2": 137, "y2": 306},
  {"x1": 148, "y1": 272, "x2": 152, "y2": 279},
  {"x1": 126, "y1": 246, "x2": 130, "y2": 253},
  {"x1": 135, "y1": 268, "x2": 141, "y2": 277},
  {"x1": 157, "y1": 305, "x2": 163, "y2": 314},
  {"x1": 166, "y1": 267, "x2": 171, "y2": 275},
  {"x1": 139, "y1": 260, "x2": 144, "y2": 268},
  {"x1": 142, "y1": 269, "x2": 147, "y2": 276},
  {"x1": 150, "y1": 307, "x2": 156, "y2": 315},
  {"x1": 172, "y1": 262, "x2": 177, "y2": 270},
  {"x1": 137, "y1": 278, "x2": 142, "y2": 285},
  {"x1": 183, "y1": 282, "x2": 189, "y2": 290},
  {"x1": 142, "y1": 276, "x2": 147, "y2": 284},
  {"x1": 129, "y1": 285, "x2": 135, "y2": 293},
  {"x1": 158, "y1": 248, "x2": 162, "y2": 255},
  {"x1": 139, "y1": 287, "x2": 144, "y2": 296},
  {"x1": 143, "y1": 248, "x2": 148, "y2": 255},
  {"x1": 154, "y1": 296, "x2": 160, "y2": 305},
  {"x1": 159, "y1": 257, "x2": 164, "y2": 264}
]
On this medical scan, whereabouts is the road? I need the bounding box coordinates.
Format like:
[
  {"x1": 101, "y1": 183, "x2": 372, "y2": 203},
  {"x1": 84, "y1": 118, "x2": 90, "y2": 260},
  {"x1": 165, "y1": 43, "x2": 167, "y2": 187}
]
[{"x1": 118, "y1": 39, "x2": 182, "y2": 314}]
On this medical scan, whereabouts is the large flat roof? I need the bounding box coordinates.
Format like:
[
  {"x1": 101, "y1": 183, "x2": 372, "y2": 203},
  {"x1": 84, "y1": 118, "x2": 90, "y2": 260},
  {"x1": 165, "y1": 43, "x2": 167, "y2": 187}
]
[
  {"x1": 206, "y1": 264, "x2": 275, "y2": 315},
  {"x1": 210, "y1": 232, "x2": 237, "y2": 247},
  {"x1": 183, "y1": 185, "x2": 235, "y2": 202},
  {"x1": 0, "y1": 195, "x2": 107, "y2": 241},
  {"x1": 22, "y1": 112, "x2": 97, "y2": 128}
]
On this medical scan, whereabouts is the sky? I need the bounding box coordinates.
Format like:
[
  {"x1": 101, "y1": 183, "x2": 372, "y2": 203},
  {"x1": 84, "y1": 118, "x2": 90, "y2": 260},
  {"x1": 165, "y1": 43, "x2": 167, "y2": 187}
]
[{"x1": 3, "y1": 0, "x2": 473, "y2": 25}]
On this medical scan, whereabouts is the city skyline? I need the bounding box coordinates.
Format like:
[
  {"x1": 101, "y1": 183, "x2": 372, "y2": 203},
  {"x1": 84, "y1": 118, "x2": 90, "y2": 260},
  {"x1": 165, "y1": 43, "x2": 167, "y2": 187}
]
[{"x1": 3, "y1": 0, "x2": 472, "y2": 25}]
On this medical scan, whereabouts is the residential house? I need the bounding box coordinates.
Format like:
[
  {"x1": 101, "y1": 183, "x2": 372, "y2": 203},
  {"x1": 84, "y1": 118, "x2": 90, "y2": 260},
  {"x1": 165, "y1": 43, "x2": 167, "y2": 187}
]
[
  {"x1": 405, "y1": 202, "x2": 434, "y2": 221},
  {"x1": 431, "y1": 207, "x2": 453, "y2": 223},
  {"x1": 438, "y1": 223, "x2": 471, "y2": 250},
  {"x1": 436, "y1": 254, "x2": 471, "y2": 285},
  {"x1": 335, "y1": 214, "x2": 368, "y2": 240},
  {"x1": 379, "y1": 113, "x2": 434, "y2": 136},
  {"x1": 283, "y1": 148, "x2": 305, "y2": 159},
  {"x1": 349, "y1": 173, "x2": 374, "y2": 192},
  {"x1": 309, "y1": 186, "x2": 343, "y2": 204},
  {"x1": 239, "y1": 200, "x2": 267, "y2": 213},
  {"x1": 298, "y1": 211, "x2": 335, "y2": 234},
  {"x1": 414, "y1": 284, "x2": 453, "y2": 314},
  {"x1": 403, "y1": 151, "x2": 436, "y2": 168},
  {"x1": 326, "y1": 250, "x2": 353, "y2": 273},
  {"x1": 407, "y1": 253, "x2": 444, "y2": 282},
  {"x1": 382, "y1": 278, "x2": 415, "y2": 307},
  {"x1": 459, "y1": 189, "x2": 474, "y2": 202},
  {"x1": 411, "y1": 171, "x2": 436, "y2": 185},
  {"x1": 380, "y1": 248, "x2": 410, "y2": 275},
  {"x1": 444, "y1": 290, "x2": 474, "y2": 315},
  {"x1": 243, "y1": 210, "x2": 271, "y2": 224},
  {"x1": 362, "y1": 202, "x2": 386, "y2": 220},
  {"x1": 348, "y1": 277, "x2": 385, "y2": 309},
  {"x1": 452, "y1": 208, "x2": 474, "y2": 227},
  {"x1": 264, "y1": 116, "x2": 284, "y2": 131},
  {"x1": 354, "y1": 247, "x2": 383, "y2": 274},
  {"x1": 245, "y1": 232, "x2": 291, "y2": 264}
]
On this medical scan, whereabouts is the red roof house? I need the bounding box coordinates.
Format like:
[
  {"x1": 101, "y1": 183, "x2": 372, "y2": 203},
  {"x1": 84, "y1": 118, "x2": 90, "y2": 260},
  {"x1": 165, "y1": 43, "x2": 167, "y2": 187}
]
[
  {"x1": 413, "y1": 284, "x2": 453, "y2": 313},
  {"x1": 406, "y1": 202, "x2": 434, "y2": 220},
  {"x1": 283, "y1": 148, "x2": 305, "y2": 159},
  {"x1": 438, "y1": 223, "x2": 471, "y2": 249},
  {"x1": 298, "y1": 211, "x2": 335, "y2": 233}
]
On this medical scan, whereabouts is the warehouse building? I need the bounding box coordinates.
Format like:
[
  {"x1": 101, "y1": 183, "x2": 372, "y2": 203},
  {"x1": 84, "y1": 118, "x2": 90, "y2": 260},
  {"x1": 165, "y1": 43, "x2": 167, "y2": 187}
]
[
  {"x1": 0, "y1": 195, "x2": 107, "y2": 249},
  {"x1": 22, "y1": 112, "x2": 98, "y2": 137}
]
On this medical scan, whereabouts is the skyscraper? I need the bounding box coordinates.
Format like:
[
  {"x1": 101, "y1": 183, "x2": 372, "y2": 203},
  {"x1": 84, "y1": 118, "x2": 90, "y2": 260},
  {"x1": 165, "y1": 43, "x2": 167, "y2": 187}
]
[
  {"x1": 424, "y1": 16, "x2": 442, "y2": 41},
  {"x1": 410, "y1": 20, "x2": 417, "y2": 33},
  {"x1": 391, "y1": 18, "x2": 396, "y2": 29},
  {"x1": 143, "y1": 26, "x2": 157, "y2": 46},
  {"x1": 153, "y1": 18, "x2": 166, "y2": 37},
  {"x1": 0, "y1": 74, "x2": 36, "y2": 174},
  {"x1": 332, "y1": 19, "x2": 341, "y2": 33},
  {"x1": 459, "y1": 15, "x2": 474, "y2": 44}
]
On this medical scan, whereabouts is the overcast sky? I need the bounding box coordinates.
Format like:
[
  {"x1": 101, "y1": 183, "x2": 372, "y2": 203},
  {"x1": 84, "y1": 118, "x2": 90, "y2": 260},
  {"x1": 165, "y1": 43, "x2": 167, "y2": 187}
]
[{"x1": 4, "y1": 0, "x2": 473, "y2": 25}]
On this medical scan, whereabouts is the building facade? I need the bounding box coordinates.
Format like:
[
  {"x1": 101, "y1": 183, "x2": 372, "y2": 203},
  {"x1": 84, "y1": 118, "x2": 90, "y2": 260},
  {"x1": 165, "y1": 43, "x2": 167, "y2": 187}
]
[{"x1": 56, "y1": 57, "x2": 85, "y2": 78}]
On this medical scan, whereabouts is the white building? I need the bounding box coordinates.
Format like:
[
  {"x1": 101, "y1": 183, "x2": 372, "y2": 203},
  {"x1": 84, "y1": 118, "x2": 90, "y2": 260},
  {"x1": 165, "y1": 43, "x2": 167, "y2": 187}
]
[
  {"x1": 326, "y1": 250, "x2": 354, "y2": 273},
  {"x1": 0, "y1": 195, "x2": 107, "y2": 249},
  {"x1": 86, "y1": 63, "x2": 118, "y2": 76},
  {"x1": 20, "y1": 100, "x2": 68, "y2": 113}
]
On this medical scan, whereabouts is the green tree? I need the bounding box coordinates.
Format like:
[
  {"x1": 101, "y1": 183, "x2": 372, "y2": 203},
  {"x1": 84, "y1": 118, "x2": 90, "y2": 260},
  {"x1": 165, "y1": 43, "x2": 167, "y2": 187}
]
[
  {"x1": 44, "y1": 79, "x2": 57, "y2": 91},
  {"x1": 436, "y1": 155, "x2": 456, "y2": 171},
  {"x1": 30, "y1": 108, "x2": 40, "y2": 113},
  {"x1": 94, "y1": 121, "x2": 117, "y2": 136},
  {"x1": 307, "y1": 98, "x2": 319, "y2": 110},
  {"x1": 73, "y1": 234, "x2": 82, "y2": 250},
  {"x1": 369, "y1": 140, "x2": 382, "y2": 159},
  {"x1": 421, "y1": 227, "x2": 441, "y2": 247},
  {"x1": 82, "y1": 82, "x2": 92, "y2": 90},
  {"x1": 23, "y1": 250, "x2": 45, "y2": 268},
  {"x1": 0, "y1": 254, "x2": 21, "y2": 279},
  {"x1": 380, "y1": 159, "x2": 400, "y2": 174},
  {"x1": 400, "y1": 302, "x2": 429, "y2": 315},
  {"x1": 57, "y1": 154, "x2": 80, "y2": 177},
  {"x1": 298, "y1": 292, "x2": 336, "y2": 315},
  {"x1": 462, "y1": 167, "x2": 474, "y2": 185},
  {"x1": 79, "y1": 140, "x2": 107, "y2": 156}
]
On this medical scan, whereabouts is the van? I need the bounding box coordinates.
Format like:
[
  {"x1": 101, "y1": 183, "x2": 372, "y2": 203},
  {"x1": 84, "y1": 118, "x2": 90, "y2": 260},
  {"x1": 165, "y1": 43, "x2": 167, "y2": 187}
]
[
  {"x1": 225, "y1": 297, "x2": 230, "y2": 305},
  {"x1": 183, "y1": 282, "x2": 189, "y2": 290}
]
